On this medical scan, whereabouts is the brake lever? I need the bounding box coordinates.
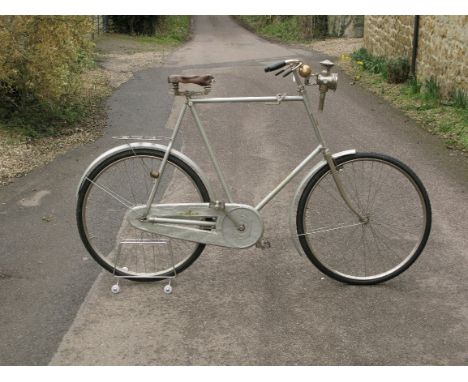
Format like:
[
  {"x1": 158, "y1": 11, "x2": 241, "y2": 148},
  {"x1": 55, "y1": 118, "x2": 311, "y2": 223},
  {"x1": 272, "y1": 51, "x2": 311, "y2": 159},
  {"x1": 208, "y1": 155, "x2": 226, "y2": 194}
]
[
  {"x1": 282, "y1": 68, "x2": 294, "y2": 77},
  {"x1": 275, "y1": 69, "x2": 286, "y2": 76},
  {"x1": 282, "y1": 62, "x2": 302, "y2": 78}
]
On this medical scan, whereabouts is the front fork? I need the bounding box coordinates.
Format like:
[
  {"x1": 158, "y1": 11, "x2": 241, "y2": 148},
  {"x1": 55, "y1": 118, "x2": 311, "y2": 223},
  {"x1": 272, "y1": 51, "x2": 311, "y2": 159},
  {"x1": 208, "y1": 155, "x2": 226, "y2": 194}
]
[
  {"x1": 297, "y1": 72, "x2": 367, "y2": 224},
  {"x1": 323, "y1": 150, "x2": 368, "y2": 223}
]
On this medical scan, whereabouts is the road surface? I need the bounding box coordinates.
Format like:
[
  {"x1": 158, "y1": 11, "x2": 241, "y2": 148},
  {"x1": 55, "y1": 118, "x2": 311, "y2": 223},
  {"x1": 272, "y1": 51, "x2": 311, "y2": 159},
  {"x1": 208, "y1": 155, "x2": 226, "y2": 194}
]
[{"x1": 1, "y1": 16, "x2": 467, "y2": 365}]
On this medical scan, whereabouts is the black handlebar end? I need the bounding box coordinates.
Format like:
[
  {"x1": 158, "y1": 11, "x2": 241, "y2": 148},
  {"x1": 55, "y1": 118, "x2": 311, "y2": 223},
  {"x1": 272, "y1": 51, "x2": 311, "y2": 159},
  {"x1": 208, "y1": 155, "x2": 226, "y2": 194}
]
[{"x1": 264, "y1": 61, "x2": 287, "y2": 72}]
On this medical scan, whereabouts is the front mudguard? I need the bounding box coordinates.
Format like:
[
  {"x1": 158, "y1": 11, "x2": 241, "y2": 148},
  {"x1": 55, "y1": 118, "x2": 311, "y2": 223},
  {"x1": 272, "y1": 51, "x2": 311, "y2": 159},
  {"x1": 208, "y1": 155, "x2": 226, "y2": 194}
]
[{"x1": 289, "y1": 149, "x2": 356, "y2": 256}]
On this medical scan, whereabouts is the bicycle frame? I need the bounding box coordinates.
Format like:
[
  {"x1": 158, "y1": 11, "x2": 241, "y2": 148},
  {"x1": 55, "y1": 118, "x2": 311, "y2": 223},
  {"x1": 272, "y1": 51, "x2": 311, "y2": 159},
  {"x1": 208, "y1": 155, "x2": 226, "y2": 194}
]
[
  {"x1": 76, "y1": 60, "x2": 432, "y2": 283},
  {"x1": 143, "y1": 71, "x2": 365, "y2": 222}
]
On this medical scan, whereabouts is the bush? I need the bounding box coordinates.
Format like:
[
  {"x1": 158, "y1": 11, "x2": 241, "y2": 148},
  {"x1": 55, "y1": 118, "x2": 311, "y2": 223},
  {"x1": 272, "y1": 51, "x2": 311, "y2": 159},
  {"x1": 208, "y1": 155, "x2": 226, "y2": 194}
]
[
  {"x1": 407, "y1": 76, "x2": 422, "y2": 94},
  {"x1": 0, "y1": 16, "x2": 94, "y2": 133},
  {"x1": 450, "y1": 89, "x2": 467, "y2": 110},
  {"x1": 109, "y1": 16, "x2": 161, "y2": 35},
  {"x1": 351, "y1": 48, "x2": 387, "y2": 75},
  {"x1": 422, "y1": 77, "x2": 440, "y2": 103},
  {"x1": 237, "y1": 16, "x2": 328, "y2": 42},
  {"x1": 348, "y1": 47, "x2": 467, "y2": 151},
  {"x1": 386, "y1": 57, "x2": 410, "y2": 84},
  {"x1": 153, "y1": 16, "x2": 191, "y2": 42},
  {"x1": 351, "y1": 49, "x2": 409, "y2": 83}
]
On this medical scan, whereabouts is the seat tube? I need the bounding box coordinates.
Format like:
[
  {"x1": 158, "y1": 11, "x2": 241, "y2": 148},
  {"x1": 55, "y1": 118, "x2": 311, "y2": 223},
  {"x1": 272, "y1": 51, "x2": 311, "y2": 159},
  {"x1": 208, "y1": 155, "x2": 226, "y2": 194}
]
[
  {"x1": 189, "y1": 101, "x2": 233, "y2": 203},
  {"x1": 143, "y1": 101, "x2": 188, "y2": 217}
]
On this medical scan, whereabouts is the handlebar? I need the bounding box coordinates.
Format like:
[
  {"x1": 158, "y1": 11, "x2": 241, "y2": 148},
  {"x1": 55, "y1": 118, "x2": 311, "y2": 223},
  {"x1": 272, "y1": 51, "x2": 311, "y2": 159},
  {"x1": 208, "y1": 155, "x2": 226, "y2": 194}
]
[{"x1": 264, "y1": 58, "x2": 338, "y2": 112}]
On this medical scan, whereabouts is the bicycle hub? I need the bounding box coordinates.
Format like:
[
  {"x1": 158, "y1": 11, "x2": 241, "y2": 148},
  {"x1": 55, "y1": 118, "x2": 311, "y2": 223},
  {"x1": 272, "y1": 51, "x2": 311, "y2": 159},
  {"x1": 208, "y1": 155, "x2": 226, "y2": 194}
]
[{"x1": 317, "y1": 60, "x2": 338, "y2": 111}]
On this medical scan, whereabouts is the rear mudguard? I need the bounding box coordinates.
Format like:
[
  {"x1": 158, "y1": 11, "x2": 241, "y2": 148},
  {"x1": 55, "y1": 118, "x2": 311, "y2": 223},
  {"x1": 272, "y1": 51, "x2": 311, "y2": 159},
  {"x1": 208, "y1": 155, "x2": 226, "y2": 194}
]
[{"x1": 76, "y1": 142, "x2": 214, "y2": 199}]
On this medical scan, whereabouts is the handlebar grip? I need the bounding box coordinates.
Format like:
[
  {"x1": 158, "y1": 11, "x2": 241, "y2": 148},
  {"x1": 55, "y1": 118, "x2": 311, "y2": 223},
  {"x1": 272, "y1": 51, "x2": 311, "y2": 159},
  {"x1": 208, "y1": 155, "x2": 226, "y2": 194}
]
[{"x1": 264, "y1": 61, "x2": 287, "y2": 72}]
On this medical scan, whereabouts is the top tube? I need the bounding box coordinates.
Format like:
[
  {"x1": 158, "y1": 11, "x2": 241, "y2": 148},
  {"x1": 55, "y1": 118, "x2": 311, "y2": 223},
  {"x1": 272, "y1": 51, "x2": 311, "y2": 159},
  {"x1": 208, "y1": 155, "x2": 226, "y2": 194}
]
[{"x1": 190, "y1": 96, "x2": 304, "y2": 104}]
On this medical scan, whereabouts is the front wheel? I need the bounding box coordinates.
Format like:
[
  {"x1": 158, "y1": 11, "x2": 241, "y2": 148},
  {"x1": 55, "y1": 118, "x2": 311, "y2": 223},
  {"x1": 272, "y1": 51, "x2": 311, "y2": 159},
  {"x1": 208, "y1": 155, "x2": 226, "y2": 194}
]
[
  {"x1": 296, "y1": 152, "x2": 431, "y2": 285},
  {"x1": 77, "y1": 147, "x2": 211, "y2": 281}
]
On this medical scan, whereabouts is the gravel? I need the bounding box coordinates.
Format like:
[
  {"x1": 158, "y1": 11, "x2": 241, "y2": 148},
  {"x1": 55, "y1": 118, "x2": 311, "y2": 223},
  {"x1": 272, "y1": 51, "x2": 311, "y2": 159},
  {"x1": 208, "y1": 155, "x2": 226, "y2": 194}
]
[
  {"x1": 303, "y1": 37, "x2": 363, "y2": 58},
  {"x1": 0, "y1": 34, "x2": 176, "y2": 186}
]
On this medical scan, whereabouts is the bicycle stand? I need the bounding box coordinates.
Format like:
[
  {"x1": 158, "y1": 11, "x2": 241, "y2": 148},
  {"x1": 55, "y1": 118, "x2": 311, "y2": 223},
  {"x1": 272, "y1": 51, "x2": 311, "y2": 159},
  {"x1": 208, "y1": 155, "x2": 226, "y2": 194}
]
[{"x1": 110, "y1": 239, "x2": 176, "y2": 295}]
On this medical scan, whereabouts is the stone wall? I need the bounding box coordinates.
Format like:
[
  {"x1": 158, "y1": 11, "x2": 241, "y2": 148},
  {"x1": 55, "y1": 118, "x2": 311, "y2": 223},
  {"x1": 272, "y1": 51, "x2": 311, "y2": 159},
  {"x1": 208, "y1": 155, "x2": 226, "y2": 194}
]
[
  {"x1": 364, "y1": 16, "x2": 467, "y2": 97},
  {"x1": 364, "y1": 16, "x2": 414, "y2": 58}
]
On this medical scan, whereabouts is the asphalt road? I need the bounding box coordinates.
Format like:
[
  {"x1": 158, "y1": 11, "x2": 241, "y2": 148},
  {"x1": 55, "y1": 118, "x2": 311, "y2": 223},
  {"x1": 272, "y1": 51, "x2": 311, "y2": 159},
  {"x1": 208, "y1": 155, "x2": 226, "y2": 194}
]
[{"x1": 2, "y1": 16, "x2": 468, "y2": 365}]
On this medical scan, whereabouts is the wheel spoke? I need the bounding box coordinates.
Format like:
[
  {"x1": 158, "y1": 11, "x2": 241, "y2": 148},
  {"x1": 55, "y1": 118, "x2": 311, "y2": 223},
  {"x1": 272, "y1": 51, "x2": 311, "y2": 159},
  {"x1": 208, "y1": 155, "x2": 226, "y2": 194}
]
[
  {"x1": 123, "y1": 155, "x2": 138, "y2": 204},
  {"x1": 362, "y1": 227, "x2": 369, "y2": 277},
  {"x1": 340, "y1": 225, "x2": 364, "y2": 266},
  {"x1": 315, "y1": 176, "x2": 347, "y2": 208},
  {"x1": 298, "y1": 154, "x2": 429, "y2": 284},
  {"x1": 369, "y1": 223, "x2": 409, "y2": 263},
  {"x1": 372, "y1": 218, "x2": 421, "y2": 240},
  {"x1": 300, "y1": 221, "x2": 365, "y2": 236},
  {"x1": 348, "y1": 162, "x2": 366, "y2": 213},
  {"x1": 78, "y1": 150, "x2": 209, "y2": 279},
  {"x1": 366, "y1": 162, "x2": 387, "y2": 215},
  {"x1": 85, "y1": 177, "x2": 134, "y2": 209}
]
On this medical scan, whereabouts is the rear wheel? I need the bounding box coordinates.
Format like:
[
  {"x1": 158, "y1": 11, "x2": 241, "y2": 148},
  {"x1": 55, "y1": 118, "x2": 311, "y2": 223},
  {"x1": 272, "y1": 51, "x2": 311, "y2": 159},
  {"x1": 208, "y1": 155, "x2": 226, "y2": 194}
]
[
  {"x1": 77, "y1": 147, "x2": 210, "y2": 280},
  {"x1": 296, "y1": 152, "x2": 431, "y2": 285}
]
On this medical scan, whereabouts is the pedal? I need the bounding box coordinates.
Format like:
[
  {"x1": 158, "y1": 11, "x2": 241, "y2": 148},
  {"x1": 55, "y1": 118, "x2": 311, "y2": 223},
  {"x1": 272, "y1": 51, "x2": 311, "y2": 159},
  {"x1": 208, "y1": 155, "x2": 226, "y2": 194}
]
[{"x1": 256, "y1": 239, "x2": 271, "y2": 249}]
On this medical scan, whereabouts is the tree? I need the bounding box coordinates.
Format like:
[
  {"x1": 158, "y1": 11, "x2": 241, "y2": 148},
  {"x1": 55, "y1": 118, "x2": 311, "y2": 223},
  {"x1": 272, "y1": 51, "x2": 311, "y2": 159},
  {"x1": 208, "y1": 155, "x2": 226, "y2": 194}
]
[{"x1": 108, "y1": 16, "x2": 162, "y2": 35}]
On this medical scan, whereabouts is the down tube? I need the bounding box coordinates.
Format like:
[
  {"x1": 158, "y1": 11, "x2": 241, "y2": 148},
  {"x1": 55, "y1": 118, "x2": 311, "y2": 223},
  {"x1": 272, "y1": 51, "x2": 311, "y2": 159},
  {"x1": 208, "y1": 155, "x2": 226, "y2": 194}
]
[{"x1": 255, "y1": 144, "x2": 323, "y2": 211}]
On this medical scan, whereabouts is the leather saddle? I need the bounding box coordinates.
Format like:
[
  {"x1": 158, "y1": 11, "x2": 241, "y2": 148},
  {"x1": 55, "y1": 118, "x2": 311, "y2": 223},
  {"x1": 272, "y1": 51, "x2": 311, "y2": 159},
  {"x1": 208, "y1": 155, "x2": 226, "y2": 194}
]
[{"x1": 168, "y1": 74, "x2": 214, "y2": 87}]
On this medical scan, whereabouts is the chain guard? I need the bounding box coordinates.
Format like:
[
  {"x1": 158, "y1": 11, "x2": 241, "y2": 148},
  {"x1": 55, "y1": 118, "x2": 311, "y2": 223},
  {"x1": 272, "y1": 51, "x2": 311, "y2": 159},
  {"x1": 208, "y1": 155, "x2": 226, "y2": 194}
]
[{"x1": 127, "y1": 203, "x2": 263, "y2": 249}]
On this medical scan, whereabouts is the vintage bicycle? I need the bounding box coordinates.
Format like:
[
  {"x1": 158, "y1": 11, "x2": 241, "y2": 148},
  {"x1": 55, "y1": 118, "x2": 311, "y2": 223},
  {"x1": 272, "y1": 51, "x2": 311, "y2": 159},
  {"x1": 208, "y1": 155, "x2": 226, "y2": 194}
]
[{"x1": 76, "y1": 59, "x2": 431, "y2": 285}]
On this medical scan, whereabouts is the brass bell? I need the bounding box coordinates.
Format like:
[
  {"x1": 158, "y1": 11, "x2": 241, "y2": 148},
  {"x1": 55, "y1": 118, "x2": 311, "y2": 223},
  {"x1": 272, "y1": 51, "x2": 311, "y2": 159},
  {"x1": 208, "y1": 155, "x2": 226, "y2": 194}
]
[{"x1": 299, "y1": 64, "x2": 312, "y2": 78}]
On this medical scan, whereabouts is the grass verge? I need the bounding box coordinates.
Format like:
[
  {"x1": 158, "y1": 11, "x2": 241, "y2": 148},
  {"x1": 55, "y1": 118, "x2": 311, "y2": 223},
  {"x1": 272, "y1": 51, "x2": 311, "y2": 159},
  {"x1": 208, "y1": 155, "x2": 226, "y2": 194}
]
[
  {"x1": 340, "y1": 49, "x2": 467, "y2": 152},
  {"x1": 234, "y1": 16, "x2": 329, "y2": 43},
  {"x1": 235, "y1": 16, "x2": 306, "y2": 43},
  {"x1": 234, "y1": 17, "x2": 466, "y2": 152},
  {"x1": 107, "y1": 16, "x2": 191, "y2": 47}
]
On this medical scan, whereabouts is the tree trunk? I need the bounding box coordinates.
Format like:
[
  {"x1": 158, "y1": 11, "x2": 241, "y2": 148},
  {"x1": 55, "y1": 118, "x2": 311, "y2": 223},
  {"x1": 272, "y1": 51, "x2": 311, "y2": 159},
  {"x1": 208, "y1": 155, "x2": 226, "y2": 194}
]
[{"x1": 301, "y1": 16, "x2": 328, "y2": 39}]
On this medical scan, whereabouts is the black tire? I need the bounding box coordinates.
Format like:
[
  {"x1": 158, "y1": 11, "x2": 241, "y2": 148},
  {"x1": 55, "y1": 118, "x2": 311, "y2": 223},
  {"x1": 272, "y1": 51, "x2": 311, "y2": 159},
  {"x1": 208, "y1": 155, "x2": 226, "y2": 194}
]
[
  {"x1": 77, "y1": 147, "x2": 210, "y2": 281},
  {"x1": 296, "y1": 152, "x2": 431, "y2": 285}
]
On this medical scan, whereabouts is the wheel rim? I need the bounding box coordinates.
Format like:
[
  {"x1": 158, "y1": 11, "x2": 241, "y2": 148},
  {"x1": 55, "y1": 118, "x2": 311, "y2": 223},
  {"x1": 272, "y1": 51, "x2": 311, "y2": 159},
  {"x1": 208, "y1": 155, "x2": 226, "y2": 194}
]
[
  {"x1": 301, "y1": 156, "x2": 428, "y2": 281},
  {"x1": 80, "y1": 153, "x2": 206, "y2": 277}
]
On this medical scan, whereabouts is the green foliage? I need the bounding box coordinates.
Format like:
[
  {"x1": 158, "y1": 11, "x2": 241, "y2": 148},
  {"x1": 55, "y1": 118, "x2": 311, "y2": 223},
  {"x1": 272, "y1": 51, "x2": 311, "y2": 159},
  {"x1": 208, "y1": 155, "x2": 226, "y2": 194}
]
[
  {"x1": 108, "y1": 16, "x2": 190, "y2": 42},
  {"x1": 450, "y1": 89, "x2": 467, "y2": 110},
  {"x1": 351, "y1": 48, "x2": 387, "y2": 75},
  {"x1": 422, "y1": 77, "x2": 440, "y2": 102},
  {"x1": 348, "y1": 47, "x2": 467, "y2": 151},
  {"x1": 237, "y1": 16, "x2": 328, "y2": 43},
  {"x1": 406, "y1": 76, "x2": 422, "y2": 95},
  {"x1": 109, "y1": 16, "x2": 161, "y2": 35},
  {"x1": 403, "y1": 76, "x2": 443, "y2": 106},
  {"x1": 300, "y1": 16, "x2": 328, "y2": 39},
  {"x1": 350, "y1": 47, "x2": 368, "y2": 61},
  {"x1": 154, "y1": 16, "x2": 191, "y2": 43},
  {"x1": 0, "y1": 16, "x2": 95, "y2": 136},
  {"x1": 385, "y1": 57, "x2": 410, "y2": 84},
  {"x1": 238, "y1": 16, "x2": 301, "y2": 41},
  {"x1": 352, "y1": 49, "x2": 409, "y2": 84},
  {"x1": 2, "y1": 100, "x2": 88, "y2": 138}
]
